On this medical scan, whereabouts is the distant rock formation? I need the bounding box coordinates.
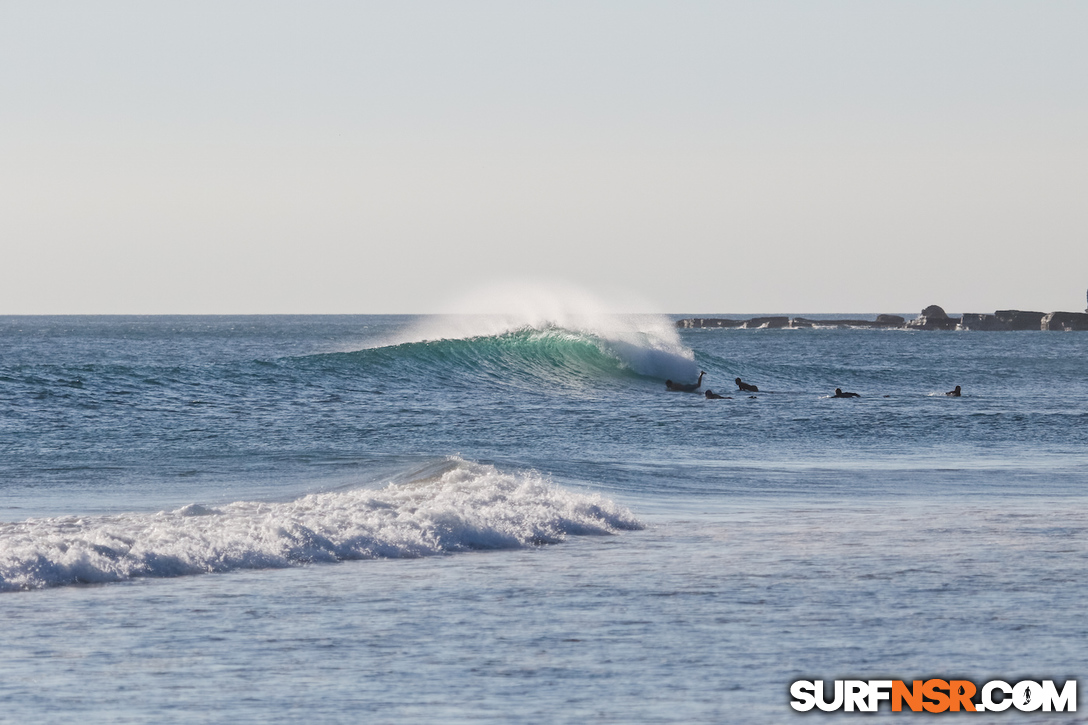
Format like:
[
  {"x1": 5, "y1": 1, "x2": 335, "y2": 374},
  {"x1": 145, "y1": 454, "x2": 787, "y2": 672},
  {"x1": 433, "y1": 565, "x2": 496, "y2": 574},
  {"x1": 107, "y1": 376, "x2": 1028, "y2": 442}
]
[
  {"x1": 1041, "y1": 311, "x2": 1088, "y2": 331},
  {"x1": 677, "y1": 313, "x2": 923, "y2": 330},
  {"x1": 905, "y1": 305, "x2": 959, "y2": 330},
  {"x1": 959, "y1": 310, "x2": 1050, "y2": 331},
  {"x1": 791, "y1": 316, "x2": 903, "y2": 328},
  {"x1": 675, "y1": 318, "x2": 744, "y2": 329},
  {"x1": 958, "y1": 313, "x2": 1005, "y2": 331},
  {"x1": 996, "y1": 310, "x2": 1046, "y2": 330},
  {"x1": 674, "y1": 306, "x2": 1087, "y2": 331},
  {"x1": 743, "y1": 316, "x2": 790, "y2": 329}
]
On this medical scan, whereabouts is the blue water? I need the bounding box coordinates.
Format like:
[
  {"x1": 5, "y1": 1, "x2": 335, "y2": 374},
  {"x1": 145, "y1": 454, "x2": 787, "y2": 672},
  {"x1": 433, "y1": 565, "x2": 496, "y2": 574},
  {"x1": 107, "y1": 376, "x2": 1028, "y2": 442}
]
[{"x1": 1, "y1": 314, "x2": 1085, "y2": 723}]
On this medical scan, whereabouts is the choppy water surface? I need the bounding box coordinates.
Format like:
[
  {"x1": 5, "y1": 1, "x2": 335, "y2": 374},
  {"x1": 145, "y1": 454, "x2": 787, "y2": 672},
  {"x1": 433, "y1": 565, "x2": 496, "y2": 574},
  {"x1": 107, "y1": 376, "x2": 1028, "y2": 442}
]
[{"x1": 1, "y1": 314, "x2": 1085, "y2": 723}]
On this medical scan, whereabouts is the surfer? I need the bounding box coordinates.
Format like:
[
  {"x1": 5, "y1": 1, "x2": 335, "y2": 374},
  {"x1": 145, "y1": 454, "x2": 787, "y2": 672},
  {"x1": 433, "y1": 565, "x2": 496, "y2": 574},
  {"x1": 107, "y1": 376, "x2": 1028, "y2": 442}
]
[
  {"x1": 832, "y1": 388, "x2": 860, "y2": 398},
  {"x1": 665, "y1": 371, "x2": 706, "y2": 392},
  {"x1": 735, "y1": 377, "x2": 758, "y2": 392},
  {"x1": 946, "y1": 385, "x2": 962, "y2": 397},
  {"x1": 705, "y1": 390, "x2": 730, "y2": 399}
]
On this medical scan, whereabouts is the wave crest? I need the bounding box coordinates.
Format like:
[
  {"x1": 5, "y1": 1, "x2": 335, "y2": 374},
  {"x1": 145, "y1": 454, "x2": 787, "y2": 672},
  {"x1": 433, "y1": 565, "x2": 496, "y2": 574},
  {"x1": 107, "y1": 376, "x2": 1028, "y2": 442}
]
[
  {"x1": 350, "y1": 284, "x2": 700, "y2": 384},
  {"x1": 326, "y1": 322, "x2": 698, "y2": 391},
  {"x1": 0, "y1": 459, "x2": 641, "y2": 591}
]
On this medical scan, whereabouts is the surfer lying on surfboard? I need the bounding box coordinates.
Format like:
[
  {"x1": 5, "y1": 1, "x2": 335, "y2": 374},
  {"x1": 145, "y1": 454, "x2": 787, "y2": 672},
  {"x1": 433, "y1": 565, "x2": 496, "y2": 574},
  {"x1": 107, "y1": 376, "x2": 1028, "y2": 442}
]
[{"x1": 665, "y1": 371, "x2": 705, "y2": 392}]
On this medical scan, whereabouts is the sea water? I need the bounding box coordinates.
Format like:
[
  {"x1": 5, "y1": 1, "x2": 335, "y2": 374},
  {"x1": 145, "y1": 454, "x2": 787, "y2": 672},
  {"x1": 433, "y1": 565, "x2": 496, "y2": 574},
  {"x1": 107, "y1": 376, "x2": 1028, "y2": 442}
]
[{"x1": 1, "y1": 314, "x2": 1085, "y2": 723}]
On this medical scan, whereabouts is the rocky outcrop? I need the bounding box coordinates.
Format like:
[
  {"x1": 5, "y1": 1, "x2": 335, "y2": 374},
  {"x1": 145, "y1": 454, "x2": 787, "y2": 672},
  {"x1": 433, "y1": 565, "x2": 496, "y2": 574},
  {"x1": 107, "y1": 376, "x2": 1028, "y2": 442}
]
[
  {"x1": 791, "y1": 317, "x2": 903, "y2": 328},
  {"x1": 674, "y1": 307, "x2": 1086, "y2": 331},
  {"x1": 1041, "y1": 311, "x2": 1088, "y2": 331},
  {"x1": 678, "y1": 314, "x2": 913, "y2": 329},
  {"x1": 743, "y1": 316, "x2": 790, "y2": 329},
  {"x1": 958, "y1": 313, "x2": 1006, "y2": 331},
  {"x1": 906, "y1": 305, "x2": 960, "y2": 330},
  {"x1": 675, "y1": 318, "x2": 744, "y2": 329},
  {"x1": 995, "y1": 310, "x2": 1046, "y2": 330},
  {"x1": 955, "y1": 310, "x2": 1047, "y2": 331}
]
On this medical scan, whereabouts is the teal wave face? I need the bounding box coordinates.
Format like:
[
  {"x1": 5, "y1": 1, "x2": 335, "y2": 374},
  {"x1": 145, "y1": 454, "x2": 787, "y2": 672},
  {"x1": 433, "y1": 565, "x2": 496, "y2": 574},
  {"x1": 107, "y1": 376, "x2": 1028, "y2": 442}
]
[{"x1": 312, "y1": 327, "x2": 699, "y2": 392}]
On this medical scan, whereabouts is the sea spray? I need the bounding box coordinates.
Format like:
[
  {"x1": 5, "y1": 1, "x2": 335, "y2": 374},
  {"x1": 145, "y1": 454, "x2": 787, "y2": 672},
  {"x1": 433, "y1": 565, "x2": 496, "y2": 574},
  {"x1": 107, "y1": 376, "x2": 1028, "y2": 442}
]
[
  {"x1": 0, "y1": 459, "x2": 641, "y2": 591},
  {"x1": 357, "y1": 282, "x2": 700, "y2": 382}
]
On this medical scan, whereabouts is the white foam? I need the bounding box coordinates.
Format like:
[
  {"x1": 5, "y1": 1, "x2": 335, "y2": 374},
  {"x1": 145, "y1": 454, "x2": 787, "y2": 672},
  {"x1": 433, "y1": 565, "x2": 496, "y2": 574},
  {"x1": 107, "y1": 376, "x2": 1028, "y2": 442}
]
[{"x1": 0, "y1": 460, "x2": 641, "y2": 591}]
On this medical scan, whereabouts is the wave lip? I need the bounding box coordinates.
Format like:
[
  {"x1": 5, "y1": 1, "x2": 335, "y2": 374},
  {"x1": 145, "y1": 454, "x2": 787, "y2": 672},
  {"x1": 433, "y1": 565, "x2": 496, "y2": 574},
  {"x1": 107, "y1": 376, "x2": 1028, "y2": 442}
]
[{"x1": 0, "y1": 459, "x2": 642, "y2": 592}]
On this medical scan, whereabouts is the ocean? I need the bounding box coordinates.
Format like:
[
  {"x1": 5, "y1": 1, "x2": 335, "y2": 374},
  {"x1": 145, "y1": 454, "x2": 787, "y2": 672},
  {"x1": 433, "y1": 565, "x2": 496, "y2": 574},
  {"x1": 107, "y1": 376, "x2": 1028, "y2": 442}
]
[{"x1": 1, "y1": 313, "x2": 1085, "y2": 723}]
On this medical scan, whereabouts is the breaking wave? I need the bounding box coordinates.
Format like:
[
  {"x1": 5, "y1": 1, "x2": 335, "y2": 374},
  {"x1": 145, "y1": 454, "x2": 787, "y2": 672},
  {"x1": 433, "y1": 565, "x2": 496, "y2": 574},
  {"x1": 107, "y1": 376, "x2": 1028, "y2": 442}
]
[
  {"x1": 323, "y1": 324, "x2": 697, "y2": 388},
  {"x1": 0, "y1": 459, "x2": 642, "y2": 591}
]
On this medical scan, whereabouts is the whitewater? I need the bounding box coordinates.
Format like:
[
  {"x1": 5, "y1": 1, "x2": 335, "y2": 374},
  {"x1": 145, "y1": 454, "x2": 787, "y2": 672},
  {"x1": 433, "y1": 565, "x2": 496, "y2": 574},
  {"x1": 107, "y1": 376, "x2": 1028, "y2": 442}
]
[
  {"x1": 0, "y1": 459, "x2": 638, "y2": 591},
  {"x1": 1, "y1": 312, "x2": 1086, "y2": 723}
]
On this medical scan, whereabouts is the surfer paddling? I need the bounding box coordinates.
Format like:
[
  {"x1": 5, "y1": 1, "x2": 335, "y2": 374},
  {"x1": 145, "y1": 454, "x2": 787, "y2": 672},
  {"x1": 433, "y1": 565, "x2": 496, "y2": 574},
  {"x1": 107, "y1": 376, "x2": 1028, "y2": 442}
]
[
  {"x1": 665, "y1": 371, "x2": 706, "y2": 392},
  {"x1": 735, "y1": 377, "x2": 758, "y2": 392},
  {"x1": 705, "y1": 390, "x2": 730, "y2": 399},
  {"x1": 832, "y1": 388, "x2": 860, "y2": 398},
  {"x1": 946, "y1": 385, "x2": 962, "y2": 397}
]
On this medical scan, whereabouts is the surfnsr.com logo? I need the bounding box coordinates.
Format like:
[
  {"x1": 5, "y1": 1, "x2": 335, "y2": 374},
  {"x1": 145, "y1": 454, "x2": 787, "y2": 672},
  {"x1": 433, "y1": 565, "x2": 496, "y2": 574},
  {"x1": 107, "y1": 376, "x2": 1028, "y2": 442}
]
[{"x1": 790, "y1": 679, "x2": 1076, "y2": 713}]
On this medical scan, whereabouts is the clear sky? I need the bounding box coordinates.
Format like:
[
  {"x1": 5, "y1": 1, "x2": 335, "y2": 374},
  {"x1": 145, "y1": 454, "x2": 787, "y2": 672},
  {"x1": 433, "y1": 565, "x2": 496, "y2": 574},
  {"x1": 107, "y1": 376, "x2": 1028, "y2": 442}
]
[{"x1": 2, "y1": 1, "x2": 1086, "y2": 314}]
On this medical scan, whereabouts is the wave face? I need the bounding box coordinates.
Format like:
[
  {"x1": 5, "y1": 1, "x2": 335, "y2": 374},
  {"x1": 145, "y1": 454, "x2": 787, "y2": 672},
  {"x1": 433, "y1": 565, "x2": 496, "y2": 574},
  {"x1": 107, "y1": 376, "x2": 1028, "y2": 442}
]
[
  {"x1": 330, "y1": 325, "x2": 696, "y2": 389},
  {"x1": 0, "y1": 459, "x2": 641, "y2": 591},
  {"x1": 342, "y1": 286, "x2": 699, "y2": 385},
  {"x1": 315, "y1": 311, "x2": 699, "y2": 392}
]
